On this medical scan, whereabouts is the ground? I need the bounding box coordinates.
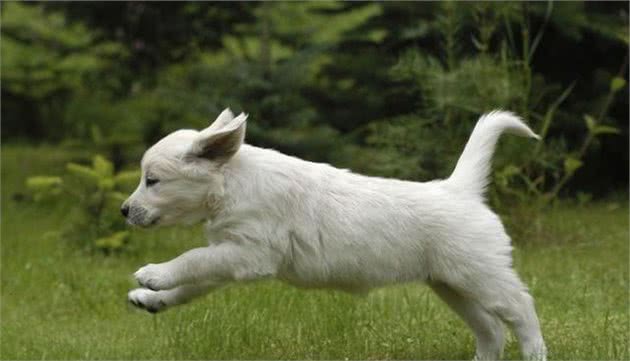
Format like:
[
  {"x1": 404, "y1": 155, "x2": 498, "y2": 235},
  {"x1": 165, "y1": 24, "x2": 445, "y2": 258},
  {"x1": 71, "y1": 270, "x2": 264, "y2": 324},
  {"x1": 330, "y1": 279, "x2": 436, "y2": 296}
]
[{"x1": 1, "y1": 145, "x2": 628, "y2": 359}]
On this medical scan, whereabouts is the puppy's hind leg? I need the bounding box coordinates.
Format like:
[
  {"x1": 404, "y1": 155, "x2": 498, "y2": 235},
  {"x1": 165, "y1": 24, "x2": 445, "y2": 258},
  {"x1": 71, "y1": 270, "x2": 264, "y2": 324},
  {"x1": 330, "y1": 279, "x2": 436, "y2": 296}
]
[
  {"x1": 485, "y1": 272, "x2": 547, "y2": 361},
  {"x1": 443, "y1": 266, "x2": 547, "y2": 361},
  {"x1": 430, "y1": 282, "x2": 506, "y2": 360}
]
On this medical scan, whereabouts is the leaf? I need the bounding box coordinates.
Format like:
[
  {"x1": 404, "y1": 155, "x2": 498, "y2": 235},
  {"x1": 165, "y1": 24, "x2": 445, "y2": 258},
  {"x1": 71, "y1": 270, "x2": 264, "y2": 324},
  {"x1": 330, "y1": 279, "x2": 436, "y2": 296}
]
[
  {"x1": 94, "y1": 231, "x2": 129, "y2": 251},
  {"x1": 610, "y1": 76, "x2": 626, "y2": 92},
  {"x1": 400, "y1": 22, "x2": 430, "y2": 40},
  {"x1": 114, "y1": 170, "x2": 141, "y2": 186},
  {"x1": 538, "y1": 82, "x2": 576, "y2": 140},
  {"x1": 593, "y1": 125, "x2": 620, "y2": 135},
  {"x1": 583, "y1": 114, "x2": 596, "y2": 131},
  {"x1": 564, "y1": 157, "x2": 583, "y2": 175},
  {"x1": 495, "y1": 165, "x2": 521, "y2": 187},
  {"x1": 66, "y1": 163, "x2": 100, "y2": 184},
  {"x1": 97, "y1": 178, "x2": 115, "y2": 191},
  {"x1": 528, "y1": 1, "x2": 554, "y2": 62},
  {"x1": 90, "y1": 125, "x2": 104, "y2": 143},
  {"x1": 576, "y1": 191, "x2": 592, "y2": 205},
  {"x1": 107, "y1": 191, "x2": 127, "y2": 204},
  {"x1": 366, "y1": 29, "x2": 388, "y2": 43},
  {"x1": 92, "y1": 155, "x2": 114, "y2": 177},
  {"x1": 26, "y1": 176, "x2": 63, "y2": 202},
  {"x1": 26, "y1": 176, "x2": 63, "y2": 190},
  {"x1": 471, "y1": 35, "x2": 487, "y2": 52},
  {"x1": 501, "y1": 165, "x2": 521, "y2": 177}
]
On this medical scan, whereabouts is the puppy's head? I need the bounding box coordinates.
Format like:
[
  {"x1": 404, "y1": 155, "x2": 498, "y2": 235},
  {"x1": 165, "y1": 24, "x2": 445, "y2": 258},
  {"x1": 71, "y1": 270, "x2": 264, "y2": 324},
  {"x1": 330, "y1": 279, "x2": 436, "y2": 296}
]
[{"x1": 121, "y1": 108, "x2": 247, "y2": 227}]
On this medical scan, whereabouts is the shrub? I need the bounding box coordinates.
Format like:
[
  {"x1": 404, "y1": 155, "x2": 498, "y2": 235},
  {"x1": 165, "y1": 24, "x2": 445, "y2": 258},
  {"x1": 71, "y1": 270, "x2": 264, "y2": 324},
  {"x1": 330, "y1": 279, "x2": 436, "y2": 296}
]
[{"x1": 26, "y1": 155, "x2": 140, "y2": 254}]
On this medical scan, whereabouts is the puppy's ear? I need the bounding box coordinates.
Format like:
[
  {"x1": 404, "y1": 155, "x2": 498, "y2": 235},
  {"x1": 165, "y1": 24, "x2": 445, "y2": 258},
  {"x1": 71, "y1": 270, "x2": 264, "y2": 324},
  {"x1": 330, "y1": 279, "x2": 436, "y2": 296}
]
[
  {"x1": 207, "y1": 108, "x2": 235, "y2": 132},
  {"x1": 188, "y1": 112, "x2": 247, "y2": 162}
]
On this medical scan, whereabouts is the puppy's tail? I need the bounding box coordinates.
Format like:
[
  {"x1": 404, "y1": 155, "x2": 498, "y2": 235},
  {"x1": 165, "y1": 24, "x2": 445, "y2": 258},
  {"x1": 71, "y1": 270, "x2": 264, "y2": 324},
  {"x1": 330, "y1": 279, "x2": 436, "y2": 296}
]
[{"x1": 447, "y1": 110, "x2": 539, "y2": 198}]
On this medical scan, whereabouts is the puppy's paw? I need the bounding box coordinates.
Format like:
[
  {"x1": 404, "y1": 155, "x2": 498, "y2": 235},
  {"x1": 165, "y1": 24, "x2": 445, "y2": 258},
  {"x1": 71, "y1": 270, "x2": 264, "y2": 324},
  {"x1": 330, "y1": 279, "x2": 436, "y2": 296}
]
[
  {"x1": 134, "y1": 263, "x2": 175, "y2": 291},
  {"x1": 128, "y1": 288, "x2": 167, "y2": 313}
]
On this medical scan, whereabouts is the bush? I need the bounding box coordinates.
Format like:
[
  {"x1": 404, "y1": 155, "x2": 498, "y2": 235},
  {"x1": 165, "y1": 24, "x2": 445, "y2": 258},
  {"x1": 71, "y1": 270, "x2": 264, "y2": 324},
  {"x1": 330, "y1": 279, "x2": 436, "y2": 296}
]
[{"x1": 26, "y1": 155, "x2": 140, "y2": 253}]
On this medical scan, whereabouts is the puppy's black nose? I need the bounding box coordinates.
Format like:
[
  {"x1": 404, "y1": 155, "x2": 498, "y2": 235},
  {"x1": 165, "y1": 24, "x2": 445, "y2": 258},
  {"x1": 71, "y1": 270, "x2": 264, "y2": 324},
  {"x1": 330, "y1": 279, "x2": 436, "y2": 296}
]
[{"x1": 121, "y1": 205, "x2": 129, "y2": 217}]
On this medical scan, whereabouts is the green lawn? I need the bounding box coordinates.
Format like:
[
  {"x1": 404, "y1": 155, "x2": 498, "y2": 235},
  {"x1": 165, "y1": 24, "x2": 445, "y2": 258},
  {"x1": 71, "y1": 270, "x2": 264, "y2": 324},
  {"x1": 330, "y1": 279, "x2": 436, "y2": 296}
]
[{"x1": 1, "y1": 145, "x2": 628, "y2": 360}]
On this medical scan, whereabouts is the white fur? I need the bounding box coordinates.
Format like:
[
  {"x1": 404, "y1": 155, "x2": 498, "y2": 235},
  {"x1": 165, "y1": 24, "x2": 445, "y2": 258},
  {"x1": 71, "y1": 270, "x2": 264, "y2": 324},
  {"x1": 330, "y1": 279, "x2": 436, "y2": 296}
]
[{"x1": 124, "y1": 109, "x2": 547, "y2": 360}]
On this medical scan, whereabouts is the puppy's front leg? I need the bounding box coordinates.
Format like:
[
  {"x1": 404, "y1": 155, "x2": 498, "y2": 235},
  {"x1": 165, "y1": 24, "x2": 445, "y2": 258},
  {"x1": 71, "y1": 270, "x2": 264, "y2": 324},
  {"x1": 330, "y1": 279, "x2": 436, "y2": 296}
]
[
  {"x1": 128, "y1": 283, "x2": 213, "y2": 313},
  {"x1": 134, "y1": 242, "x2": 276, "y2": 291}
]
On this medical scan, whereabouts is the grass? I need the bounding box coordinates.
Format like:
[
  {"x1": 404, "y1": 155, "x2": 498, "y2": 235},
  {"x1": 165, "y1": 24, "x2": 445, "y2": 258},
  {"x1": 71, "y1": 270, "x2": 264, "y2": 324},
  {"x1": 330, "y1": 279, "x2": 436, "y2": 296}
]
[{"x1": 1, "y1": 144, "x2": 628, "y2": 360}]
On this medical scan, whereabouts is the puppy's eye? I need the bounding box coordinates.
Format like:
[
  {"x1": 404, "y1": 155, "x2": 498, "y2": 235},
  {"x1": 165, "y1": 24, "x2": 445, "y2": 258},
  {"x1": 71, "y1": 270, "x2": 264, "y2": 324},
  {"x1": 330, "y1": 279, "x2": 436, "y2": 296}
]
[{"x1": 146, "y1": 177, "x2": 159, "y2": 187}]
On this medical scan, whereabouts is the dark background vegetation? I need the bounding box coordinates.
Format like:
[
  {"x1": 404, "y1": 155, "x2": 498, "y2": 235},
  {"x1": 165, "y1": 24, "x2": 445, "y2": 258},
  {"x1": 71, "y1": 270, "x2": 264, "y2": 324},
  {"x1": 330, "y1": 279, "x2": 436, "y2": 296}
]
[{"x1": 2, "y1": 1, "x2": 628, "y2": 200}]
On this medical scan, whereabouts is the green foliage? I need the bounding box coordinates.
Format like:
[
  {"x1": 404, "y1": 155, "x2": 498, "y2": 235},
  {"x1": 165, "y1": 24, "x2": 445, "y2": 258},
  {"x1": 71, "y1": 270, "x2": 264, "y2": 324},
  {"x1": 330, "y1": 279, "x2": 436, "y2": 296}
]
[
  {"x1": 3, "y1": 1, "x2": 628, "y2": 203},
  {"x1": 370, "y1": 2, "x2": 626, "y2": 211},
  {"x1": 26, "y1": 176, "x2": 63, "y2": 201},
  {"x1": 1, "y1": 2, "x2": 126, "y2": 98},
  {"x1": 1, "y1": 2, "x2": 127, "y2": 139},
  {"x1": 610, "y1": 77, "x2": 626, "y2": 92},
  {"x1": 94, "y1": 231, "x2": 130, "y2": 251},
  {"x1": 25, "y1": 154, "x2": 139, "y2": 253}
]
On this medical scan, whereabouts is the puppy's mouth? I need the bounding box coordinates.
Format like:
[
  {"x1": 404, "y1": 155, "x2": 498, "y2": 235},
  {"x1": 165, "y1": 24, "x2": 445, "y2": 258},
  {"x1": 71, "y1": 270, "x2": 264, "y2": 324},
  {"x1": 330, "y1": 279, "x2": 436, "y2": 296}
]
[
  {"x1": 126, "y1": 208, "x2": 160, "y2": 228},
  {"x1": 127, "y1": 217, "x2": 160, "y2": 228}
]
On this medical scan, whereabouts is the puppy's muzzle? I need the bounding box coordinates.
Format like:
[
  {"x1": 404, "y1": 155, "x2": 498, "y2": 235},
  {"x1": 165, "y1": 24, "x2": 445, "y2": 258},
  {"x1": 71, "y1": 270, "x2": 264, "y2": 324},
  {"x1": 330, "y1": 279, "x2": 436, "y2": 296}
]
[{"x1": 122, "y1": 203, "x2": 157, "y2": 227}]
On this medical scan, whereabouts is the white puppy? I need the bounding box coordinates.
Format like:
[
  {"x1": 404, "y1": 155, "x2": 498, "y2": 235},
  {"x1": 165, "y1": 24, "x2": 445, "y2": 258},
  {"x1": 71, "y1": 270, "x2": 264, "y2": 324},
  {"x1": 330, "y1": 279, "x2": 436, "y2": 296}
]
[{"x1": 123, "y1": 109, "x2": 546, "y2": 360}]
